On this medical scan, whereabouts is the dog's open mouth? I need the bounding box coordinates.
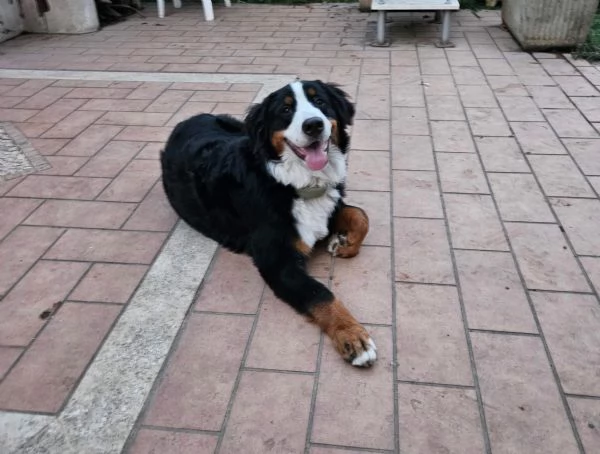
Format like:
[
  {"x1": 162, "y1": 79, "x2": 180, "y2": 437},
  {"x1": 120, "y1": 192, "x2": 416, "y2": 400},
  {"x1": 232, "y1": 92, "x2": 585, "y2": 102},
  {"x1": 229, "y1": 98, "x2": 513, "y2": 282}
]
[{"x1": 285, "y1": 139, "x2": 330, "y2": 171}]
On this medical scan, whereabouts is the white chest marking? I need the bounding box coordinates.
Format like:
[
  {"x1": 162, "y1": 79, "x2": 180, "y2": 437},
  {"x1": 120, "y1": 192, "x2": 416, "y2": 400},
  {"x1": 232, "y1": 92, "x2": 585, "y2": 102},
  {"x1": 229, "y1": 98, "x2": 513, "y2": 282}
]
[
  {"x1": 268, "y1": 148, "x2": 346, "y2": 248},
  {"x1": 293, "y1": 187, "x2": 341, "y2": 248}
]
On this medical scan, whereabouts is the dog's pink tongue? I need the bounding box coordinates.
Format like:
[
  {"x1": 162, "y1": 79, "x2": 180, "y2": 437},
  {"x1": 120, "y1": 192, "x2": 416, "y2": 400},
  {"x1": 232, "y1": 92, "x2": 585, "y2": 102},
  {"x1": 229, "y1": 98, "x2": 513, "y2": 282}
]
[{"x1": 304, "y1": 143, "x2": 328, "y2": 171}]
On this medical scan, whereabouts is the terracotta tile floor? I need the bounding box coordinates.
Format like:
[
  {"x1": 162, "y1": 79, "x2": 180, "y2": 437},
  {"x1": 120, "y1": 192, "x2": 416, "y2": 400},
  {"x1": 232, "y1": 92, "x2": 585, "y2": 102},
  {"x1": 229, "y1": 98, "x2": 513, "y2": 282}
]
[{"x1": 1, "y1": 3, "x2": 600, "y2": 453}]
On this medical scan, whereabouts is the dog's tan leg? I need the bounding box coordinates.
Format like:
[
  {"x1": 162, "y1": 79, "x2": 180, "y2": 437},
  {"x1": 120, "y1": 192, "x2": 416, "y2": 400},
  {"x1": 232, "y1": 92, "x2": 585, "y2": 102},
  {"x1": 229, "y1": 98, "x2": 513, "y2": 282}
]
[
  {"x1": 329, "y1": 205, "x2": 369, "y2": 258},
  {"x1": 309, "y1": 298, "x2": 376, "y2": 366}
]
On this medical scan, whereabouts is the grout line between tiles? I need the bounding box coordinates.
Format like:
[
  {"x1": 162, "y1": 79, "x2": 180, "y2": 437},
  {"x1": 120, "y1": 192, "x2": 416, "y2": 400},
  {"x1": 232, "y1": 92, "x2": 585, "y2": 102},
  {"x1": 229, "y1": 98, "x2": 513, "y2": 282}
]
[
  {"x1": 395, "y1": 280, "x2": 456, "y2": 287},
  {"x1": 392, "y1": 214, "x2": 444, "y2": 220},
  {"x1": 242, "y1": 367, "x2": 315, "y2": 376},
  {"x1": 62, "y1": 299, "x2": 127, "y2": 307},
  {"x1": 468, "y1": 328, "x2": 540, "y2": 337},
  {"x1": 499, "y1": 219, "x2": 557, "y2": 225},
  {"x1": 383, "y1": 51, "x2": 402, "y2": 454},
  {"x1": 565, "y1": 393, "x2": 600, "y2": 401},
  {"x1": 485, "y1": 169, "x2": 531, "y2": 174},
  {"x1": 0, "y1": 408, "x2": 55, "y2": 416},
  {"x1": 311, "y1": 441, "x2": 394, "y2": 453},
  {"x1": 439, "y1": 190, "x2": 491, "y2": 196},
  {"x1": 138, "y1": 425, "x2": 220, "y2": 436},
  {"x1": 397, "y1": 379, "x2": 475, "y2": 390},
  {"x1": 10, "y1": 221, "x2": 175, "y2": 233},
  {"x1": 30, "y1": 257, "x2": 161, "y2": 266},
  {"x1": 528, "y1": 288, "x2": 596, "y2": 296},
  {"x1": 192, "y1": 309, "x2": 256, "y2": 317},
  {"x1": 453, "y1": 246, "x2": 513, "y2": 253}
]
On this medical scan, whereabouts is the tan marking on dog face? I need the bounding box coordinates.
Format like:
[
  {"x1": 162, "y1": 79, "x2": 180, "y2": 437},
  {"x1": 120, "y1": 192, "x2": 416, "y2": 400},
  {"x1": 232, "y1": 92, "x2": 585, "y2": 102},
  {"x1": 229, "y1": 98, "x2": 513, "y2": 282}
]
[
  {"x1": 307, "y1": 87, "x2": 317, "y2": 97},
  {"x1": 329, "y1": 118, "x2": 339, "y2": 145},
  {"x1": 284, "y1": 96, "x2": 293, "y2": 106},
  {"x1": 271, "y1": 130, "x2": 286, "y2": 155}
]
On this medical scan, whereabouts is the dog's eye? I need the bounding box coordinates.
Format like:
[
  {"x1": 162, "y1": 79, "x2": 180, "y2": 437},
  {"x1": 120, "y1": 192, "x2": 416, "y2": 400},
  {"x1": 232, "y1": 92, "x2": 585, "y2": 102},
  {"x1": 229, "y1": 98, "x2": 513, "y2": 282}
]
[
  {"x1": 313, "y1": 97, "x2": 324, "y2": 106},
  {"x1": 282, "y1": 105, "x2": 291, "y2": 114}
]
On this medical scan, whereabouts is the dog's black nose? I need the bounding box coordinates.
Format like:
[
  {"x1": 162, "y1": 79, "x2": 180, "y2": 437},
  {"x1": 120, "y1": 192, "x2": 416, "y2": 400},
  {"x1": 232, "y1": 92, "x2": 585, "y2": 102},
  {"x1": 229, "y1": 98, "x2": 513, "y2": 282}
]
[{"x1": 302, "y1": 117, "x2": 324, "y2": 137}]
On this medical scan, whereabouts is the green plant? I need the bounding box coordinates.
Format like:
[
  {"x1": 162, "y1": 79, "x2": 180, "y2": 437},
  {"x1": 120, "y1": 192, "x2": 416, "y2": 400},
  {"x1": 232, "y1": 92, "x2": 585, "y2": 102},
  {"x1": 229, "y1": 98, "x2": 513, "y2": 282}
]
[
  {"x1": 459, "y1": 0, "x2": 487, "y2": 11},
  {"x1": 574, "y1": 10, "x2": 600, "y2": 62}
]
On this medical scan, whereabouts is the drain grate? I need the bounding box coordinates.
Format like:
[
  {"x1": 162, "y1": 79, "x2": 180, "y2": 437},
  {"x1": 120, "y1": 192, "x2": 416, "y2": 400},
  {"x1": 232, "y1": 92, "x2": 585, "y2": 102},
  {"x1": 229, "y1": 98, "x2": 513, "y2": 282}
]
[{"x1": 0, "y1": 122, "x2": 51, "y2": 181}]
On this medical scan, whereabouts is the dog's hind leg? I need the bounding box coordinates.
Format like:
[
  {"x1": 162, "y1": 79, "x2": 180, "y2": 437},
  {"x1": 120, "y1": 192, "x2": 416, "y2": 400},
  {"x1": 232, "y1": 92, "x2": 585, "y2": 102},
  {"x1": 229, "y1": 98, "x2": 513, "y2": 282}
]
[
  {"x1": 250, "y1": 228, "x2": 377, "y2": 367},
  {"x1": 328, "y1": 205, "x2": 369, "y2": 258}
]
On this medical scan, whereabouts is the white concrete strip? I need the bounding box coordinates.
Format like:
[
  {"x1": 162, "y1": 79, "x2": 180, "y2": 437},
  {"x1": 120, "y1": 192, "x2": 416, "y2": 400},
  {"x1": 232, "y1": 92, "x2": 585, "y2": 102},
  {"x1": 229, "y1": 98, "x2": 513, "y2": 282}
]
[
  {"x1": 10, "y1": 221, "x2": 217, "y2": 454},
  {"x1": 1, "y1": 122, "x2": 51, "y2": 181},
  {"x1": 0, "y1": 412, "x2": 55, "y2": 453},
  {"x1": 0, "y1": 69, "x2": 295, "y2": 103}
]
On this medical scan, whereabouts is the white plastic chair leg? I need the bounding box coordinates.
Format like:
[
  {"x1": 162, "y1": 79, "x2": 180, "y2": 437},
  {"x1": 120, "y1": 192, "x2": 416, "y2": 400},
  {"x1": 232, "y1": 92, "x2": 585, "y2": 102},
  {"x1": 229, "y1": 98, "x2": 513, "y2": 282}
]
[
  {"x1": 157, "y1": 0, "x2": 165, "y2": 18},
  {"x1": 201, "y1": 0, "x2": 215, "y2": 21},
  {"x1": 173, "y1": 0, "x2": 182, "y2": 8},
  {"x1": 224, "y1": 0, "x2": 232, "y2": 7}
]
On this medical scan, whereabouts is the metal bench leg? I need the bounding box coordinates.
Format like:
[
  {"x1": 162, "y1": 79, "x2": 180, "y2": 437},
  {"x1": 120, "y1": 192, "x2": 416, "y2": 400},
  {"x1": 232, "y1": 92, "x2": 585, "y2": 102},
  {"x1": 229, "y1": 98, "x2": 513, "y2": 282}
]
[
  {"x1": 377, "y1": 11, "x2": 386, "y2": 44},
  {"x1": 371, "y1": 10, "x2": 390, "y2": 47},
  {"x1": 201, "y1": 0, "x2": 215, "y2": 21},
  {"x1": 435, "y1": 10, "x2": 455, "y2": 48}
]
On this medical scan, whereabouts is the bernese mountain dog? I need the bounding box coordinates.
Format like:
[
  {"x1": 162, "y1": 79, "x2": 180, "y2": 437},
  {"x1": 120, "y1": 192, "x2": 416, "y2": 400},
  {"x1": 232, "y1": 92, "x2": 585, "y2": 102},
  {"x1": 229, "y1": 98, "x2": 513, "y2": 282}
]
[{"x1": 161, "y1": 80, "x2": 377, "y2": 367}]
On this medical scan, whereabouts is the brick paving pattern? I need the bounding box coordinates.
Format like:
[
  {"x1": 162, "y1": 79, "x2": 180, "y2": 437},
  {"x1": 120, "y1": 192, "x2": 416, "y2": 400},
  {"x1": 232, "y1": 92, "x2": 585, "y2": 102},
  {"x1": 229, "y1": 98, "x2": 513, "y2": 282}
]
[{"x1": 1, "y1": 3, "x2": 600, "y2": 453}]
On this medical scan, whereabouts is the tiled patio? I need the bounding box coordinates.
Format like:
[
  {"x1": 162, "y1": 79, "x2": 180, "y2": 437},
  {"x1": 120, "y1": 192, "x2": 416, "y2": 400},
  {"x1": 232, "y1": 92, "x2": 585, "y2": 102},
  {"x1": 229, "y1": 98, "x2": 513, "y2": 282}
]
[{"x1": 0, "y1": 2, "x2": 600, "y2": 453}]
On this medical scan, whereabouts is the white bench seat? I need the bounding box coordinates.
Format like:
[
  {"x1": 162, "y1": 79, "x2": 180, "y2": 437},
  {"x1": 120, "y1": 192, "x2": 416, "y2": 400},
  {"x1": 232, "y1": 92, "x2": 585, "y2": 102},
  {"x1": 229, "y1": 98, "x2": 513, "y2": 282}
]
[{"x1": 370, "y1": 0, "x2": 460, "y2": 47}]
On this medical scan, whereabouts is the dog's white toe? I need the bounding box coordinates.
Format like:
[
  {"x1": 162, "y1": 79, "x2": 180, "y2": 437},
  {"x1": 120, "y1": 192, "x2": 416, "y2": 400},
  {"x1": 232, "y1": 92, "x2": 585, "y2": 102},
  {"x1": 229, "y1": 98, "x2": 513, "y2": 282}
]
[
  {"x1": 351, "y1": 337, "x2": 377, "y2": 367},
  {"x1": 327, "y1": 234, "x2": 347, "y2": 256},
  {"x1": 327, "y1": 236, "x2": 340, "y2": 255}
]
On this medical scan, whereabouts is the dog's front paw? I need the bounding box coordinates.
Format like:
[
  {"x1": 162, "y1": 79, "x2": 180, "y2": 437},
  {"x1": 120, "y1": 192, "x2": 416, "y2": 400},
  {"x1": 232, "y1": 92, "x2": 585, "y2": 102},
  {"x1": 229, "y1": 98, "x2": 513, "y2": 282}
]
[
  {"x1": 327, "y1": 234, "x2": 348, "y2": 256},
  {"x1": 331, "y1": 324, "x2": 377, "y2": 367}
]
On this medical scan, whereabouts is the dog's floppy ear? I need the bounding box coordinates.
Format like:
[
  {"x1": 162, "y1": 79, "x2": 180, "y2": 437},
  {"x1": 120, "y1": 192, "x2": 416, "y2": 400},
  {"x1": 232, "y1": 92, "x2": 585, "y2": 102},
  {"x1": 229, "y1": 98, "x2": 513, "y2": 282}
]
[
  {"x1": 317, "y1": 80, "x2": 355, "y2": 127},
  {"x1": 245, "y1": 102, "x2": 267, "y2": 143},
  {"x1": 244, "y1": 99, "x2": 271, "y2": 156}
]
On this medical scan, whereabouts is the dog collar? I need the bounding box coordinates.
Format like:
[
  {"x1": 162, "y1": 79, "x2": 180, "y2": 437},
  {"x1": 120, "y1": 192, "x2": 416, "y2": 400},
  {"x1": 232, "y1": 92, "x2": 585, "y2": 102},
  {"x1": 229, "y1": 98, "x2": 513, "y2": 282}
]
[{"x1": 296, "y1": 185, "x2": 329, "y2": 199}]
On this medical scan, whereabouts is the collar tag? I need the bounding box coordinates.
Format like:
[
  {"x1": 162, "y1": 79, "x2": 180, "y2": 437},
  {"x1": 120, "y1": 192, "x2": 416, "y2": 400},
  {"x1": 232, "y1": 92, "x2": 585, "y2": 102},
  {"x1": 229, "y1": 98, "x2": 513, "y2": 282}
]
[{"x1": 296, "y1": 185, "x2": 329, "y2": 200}]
